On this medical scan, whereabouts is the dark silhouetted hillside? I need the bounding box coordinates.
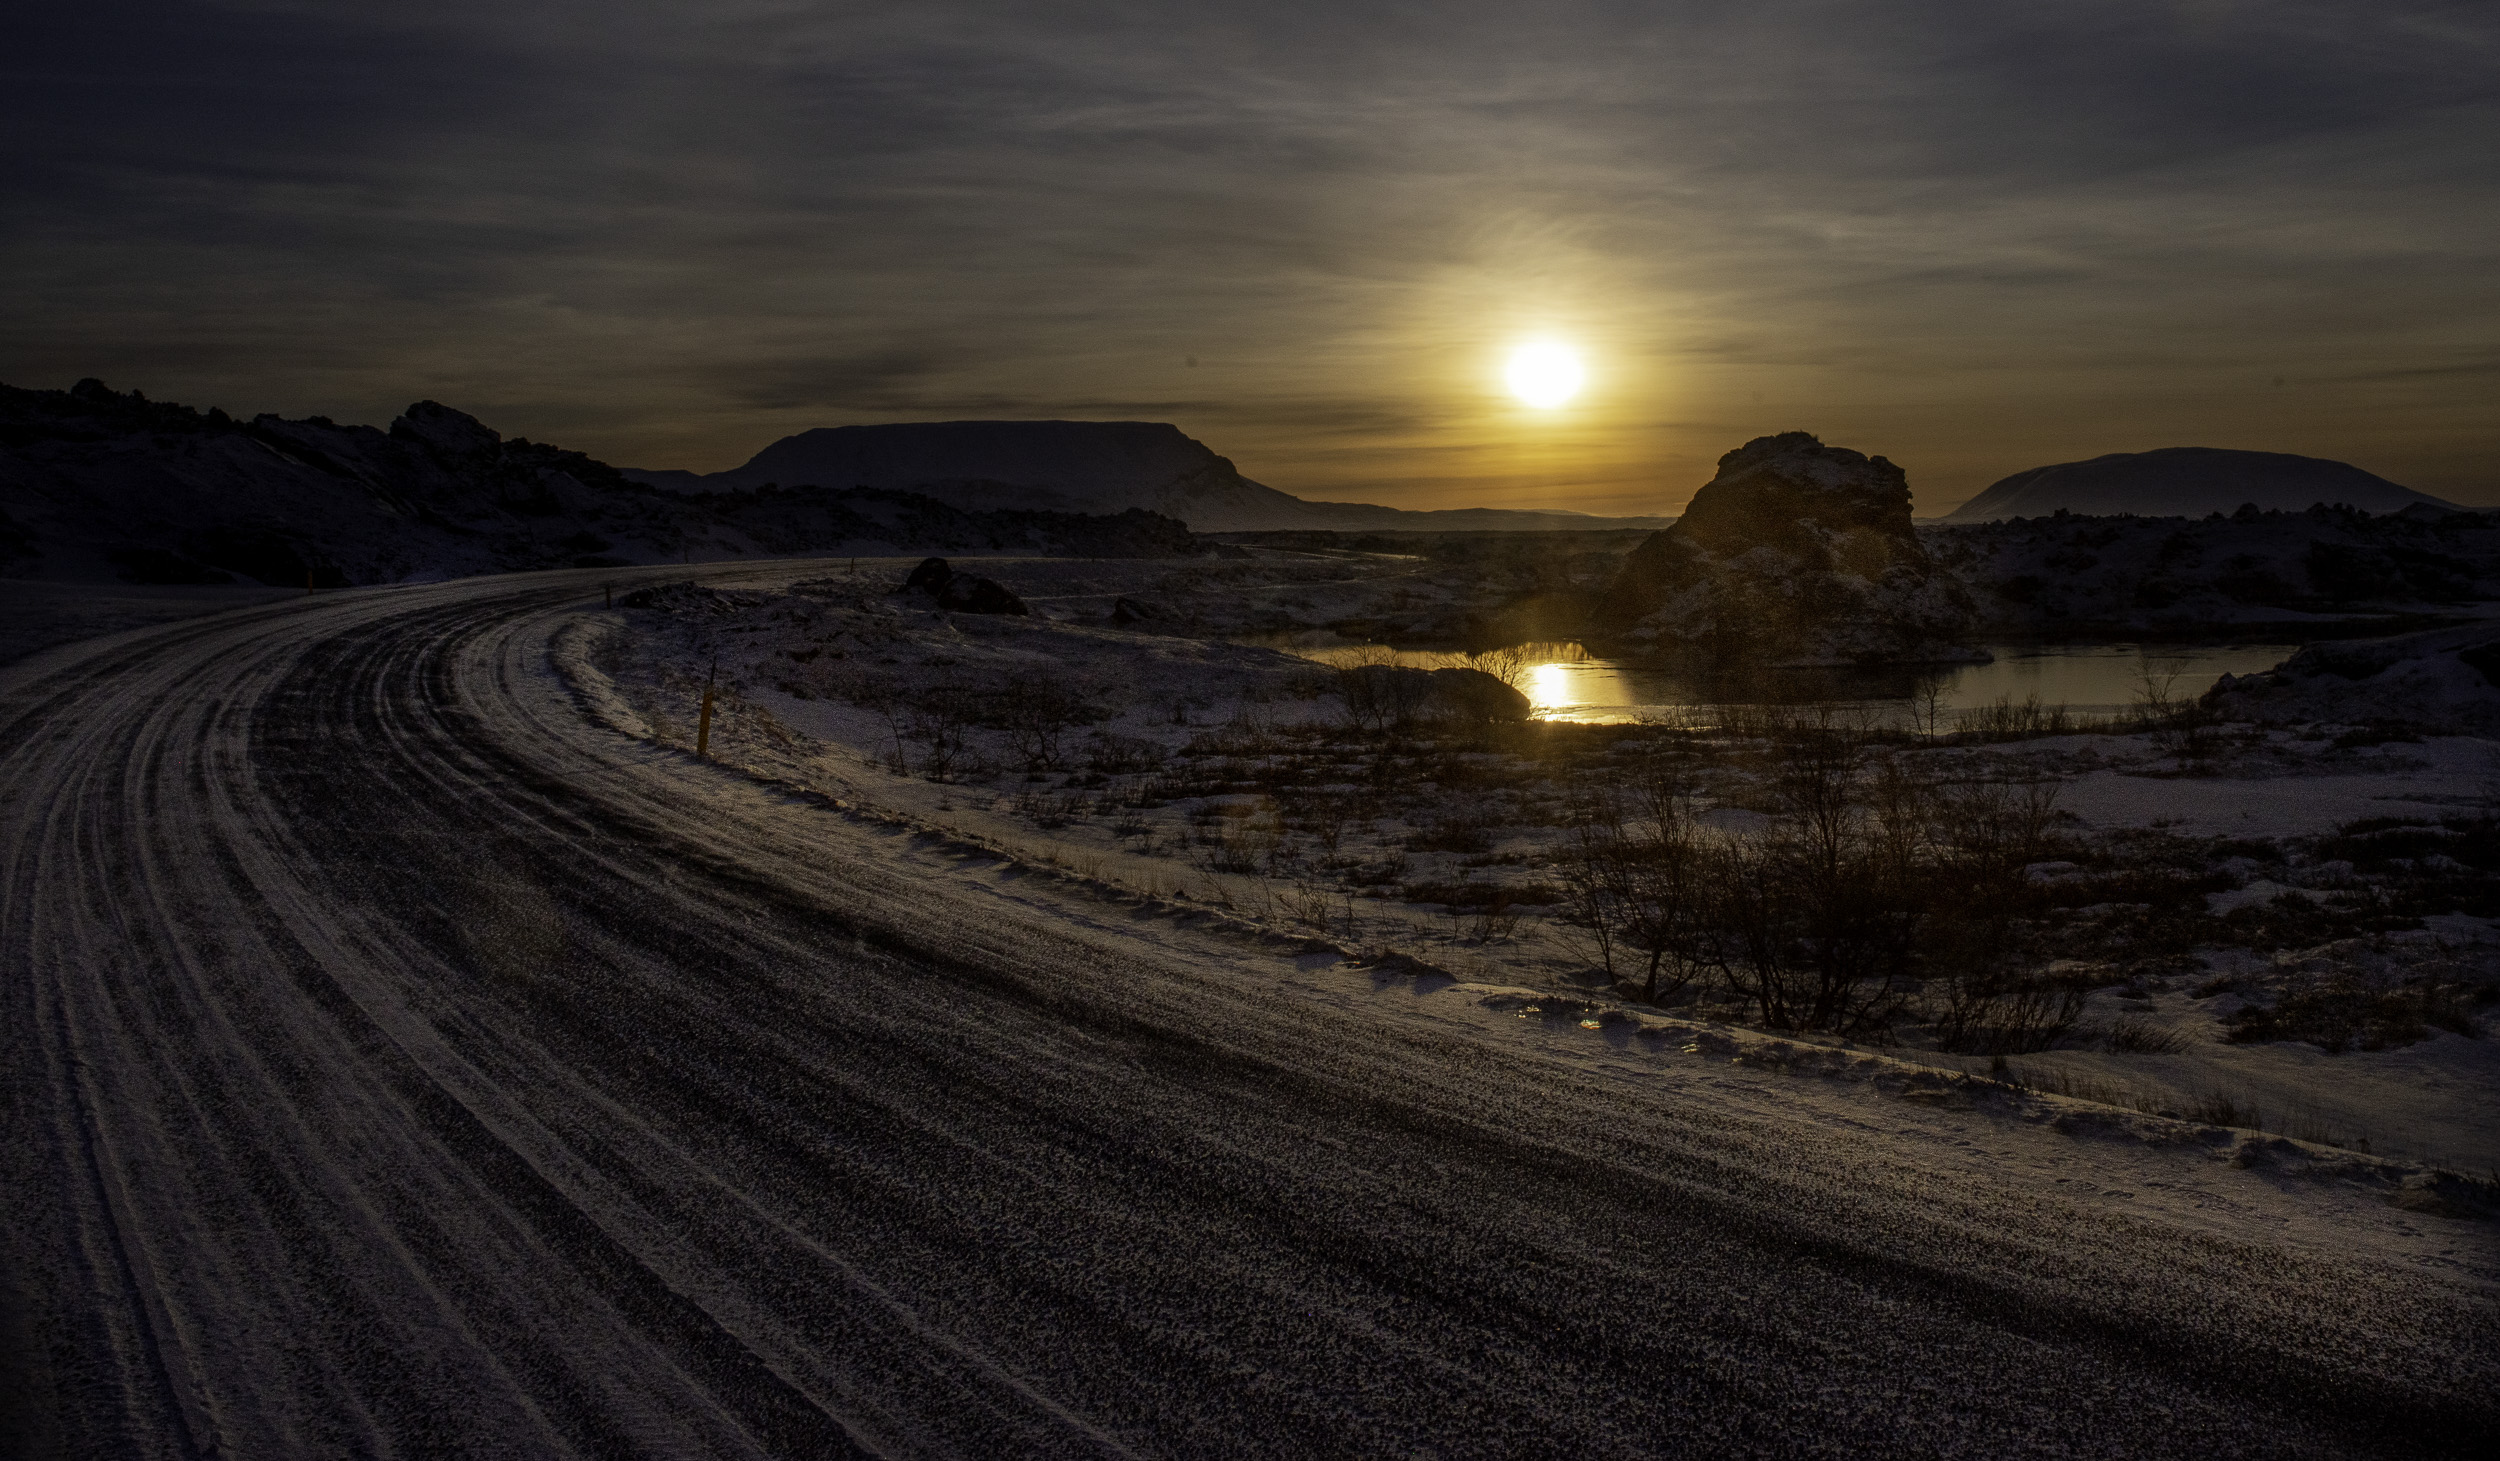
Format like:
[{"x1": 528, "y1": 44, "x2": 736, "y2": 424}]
[
  {"x1": 1943, "y1": 448, "x2": 2454, "y2": 522},
  {"x1": 0, "y1": 381, "x2": 1200, "y2": 585}
]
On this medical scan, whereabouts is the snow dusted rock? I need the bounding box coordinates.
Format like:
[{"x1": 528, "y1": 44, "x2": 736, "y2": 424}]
[
  {"x1": 1606, "y1": 433, "x2": 1979, "y2": 665},
  {"x1": 2204, "y1": 622, "x2": 2500, "y2": 734},
  {"x1": 897, "y1": 556, "x2": 1029, "y2": 615}
]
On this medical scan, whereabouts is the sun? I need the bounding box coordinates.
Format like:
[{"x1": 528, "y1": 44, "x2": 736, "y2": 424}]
[{"x1": 1504, "y1": 341, "x2": 1585, "y2": 409}]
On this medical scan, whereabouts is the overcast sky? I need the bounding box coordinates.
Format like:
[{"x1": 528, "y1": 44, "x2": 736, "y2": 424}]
[{"x1": 8, "y1": 1, "x2": 2497, "y2": 512}]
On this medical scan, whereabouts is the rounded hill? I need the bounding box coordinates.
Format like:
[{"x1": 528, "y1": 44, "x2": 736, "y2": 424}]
[{"x1": 1942, "y1": 447, "x2": 2453, "y2": 522}]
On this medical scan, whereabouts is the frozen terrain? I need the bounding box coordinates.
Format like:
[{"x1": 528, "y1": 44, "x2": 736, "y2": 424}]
[
  {"x1": 0, "y1": 579, "x2": 300, "y2": 666},
  {"x1": 7, "y1": 557, "x2": 2489, "y2": 1457},
  {"x1": 594, "y1": 555, "x2": 2500, "y2": 1174}
]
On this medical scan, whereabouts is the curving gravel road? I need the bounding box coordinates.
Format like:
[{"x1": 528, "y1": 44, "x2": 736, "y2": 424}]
[{"x1": 3, "y1": 567, "x2": 2494, "y2": 1459}]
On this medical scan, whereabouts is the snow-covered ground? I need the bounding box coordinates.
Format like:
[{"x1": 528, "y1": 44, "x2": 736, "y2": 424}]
[
  {"x1": 6, "y1": 557, "x2": 2494, "y2": 1456},
  {"x1": 590, "y1": 556, "x2": 2500, "y2": 1177},
  {"x1": 0, "y1": 577, "x2": 300, "y2": 664}
]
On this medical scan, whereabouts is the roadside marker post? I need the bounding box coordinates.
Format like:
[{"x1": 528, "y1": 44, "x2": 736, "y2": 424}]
[{"x1": 696, "y1": 658, "x2": 717, "y2": 759}]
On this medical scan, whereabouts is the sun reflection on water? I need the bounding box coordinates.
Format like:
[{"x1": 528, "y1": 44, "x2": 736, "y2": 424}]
[
  {"x1": 1526, "y1": 660, "x2": 1578, "y2": 709},
  {"x1": 1256, "y1": 638, "x2": 2303, "y2": 725}
]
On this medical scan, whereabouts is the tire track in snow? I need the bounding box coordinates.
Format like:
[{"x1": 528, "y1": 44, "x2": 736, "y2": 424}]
[{"x1": 2, "y1": 566, "x2": 2495, "y2": 1459}]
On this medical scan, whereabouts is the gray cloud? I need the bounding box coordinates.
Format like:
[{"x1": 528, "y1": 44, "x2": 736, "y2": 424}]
[{"x1": 5, "y1": 1, "x2": 2496, "y2": 507}]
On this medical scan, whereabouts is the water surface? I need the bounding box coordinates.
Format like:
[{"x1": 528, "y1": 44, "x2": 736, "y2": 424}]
[{"x1": 1265, "y1": 638, "x2": 2302, "y2": 724}]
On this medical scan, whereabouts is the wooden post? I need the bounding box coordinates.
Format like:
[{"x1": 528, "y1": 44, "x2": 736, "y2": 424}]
[
  {"x1": 603, "y1": 582, "x2": 613, "y2": 609},
  {"x1": 695, "y1": 657, "x2": 717, "y2": 759},
  {"x1": 306, "y1": 567, "x2": 315, "y2": 595}
]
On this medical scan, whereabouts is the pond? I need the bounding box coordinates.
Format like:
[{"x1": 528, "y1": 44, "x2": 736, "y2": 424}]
[{"x1": 1258, "y1": 638, "x2": 2305, "y2": 725}]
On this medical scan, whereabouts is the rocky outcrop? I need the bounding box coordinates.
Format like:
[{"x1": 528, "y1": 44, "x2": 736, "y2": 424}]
[
  {"x1": 1607, "y1": 433, "x2": 1979, "y2": 665},
  {"x1": 2204, "y1": 623, "x2": 2500, "y2": 734}
]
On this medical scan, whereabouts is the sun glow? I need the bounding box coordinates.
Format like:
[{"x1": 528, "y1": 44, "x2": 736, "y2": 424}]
[
  {"x1": 1527, "y1": 660, "x2": 1577, "y2": 708},
  {"x1": 1504, "y1": 340, "x2": 1585, "y2": 409}
]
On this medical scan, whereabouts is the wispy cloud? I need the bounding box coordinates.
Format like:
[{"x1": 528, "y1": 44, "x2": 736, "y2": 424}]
[{"x1": 5, "y1": 1, "x2": 2495, "y2": 507}]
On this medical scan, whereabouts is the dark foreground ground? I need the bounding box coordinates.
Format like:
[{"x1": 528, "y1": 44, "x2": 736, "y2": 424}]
[{"x1": 2, "y1": 567, "x2": 2493, "y2": 1458}]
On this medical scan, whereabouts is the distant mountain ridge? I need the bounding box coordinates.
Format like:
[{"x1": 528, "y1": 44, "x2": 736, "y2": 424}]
[
  {"x1": 0, "y1": 380, "x2": 1198, "y2": 584},
  {"x1": 1942, "y1": 447, "x2": 2454, "y2": 522},
  {"x1": 625, "y1": 419, "x2": 1673, "y2": 533}
]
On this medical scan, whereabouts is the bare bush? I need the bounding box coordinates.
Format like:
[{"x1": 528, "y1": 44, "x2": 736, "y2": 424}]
[
  {"x1": 1466, "y1": 643, "x2": 1537, "y2": 689},
  {"x1": 2107, "y1": 1016, "x2": 2191, "y2": 1053},
  {"x1": 1336, "y1": 663, "x2": 1432, "y2": 735},
  {"x1": 1553, "y1": 765, "x2": 1721, "y2": 1004},
  {"x1": 1281, "y1": 879, "x2": 1350, "y2": 937},
  {"x1": 1553, "y1": 728, "x2": 2077, "y2": 1042},
  {"x1": 1085, "y1": 731, "x2": 1161, "y2": 774},
  {"x1": 993, "y1": 675, "x2": 1103, "y2": 772},
  {"x1": 1954, "y1": 694, "x2": 2080, "y2": 741}
]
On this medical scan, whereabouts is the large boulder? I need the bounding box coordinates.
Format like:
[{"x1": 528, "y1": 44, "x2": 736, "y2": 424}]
[
  {"x1": 1607, "y1": 433, "x2": 1978, "y2": 665},
  {"x1": 896, "y1": 556, "x2": 1028, "y2": 615}
]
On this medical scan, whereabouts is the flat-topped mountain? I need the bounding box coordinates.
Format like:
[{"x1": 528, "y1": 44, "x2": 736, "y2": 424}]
[
  {"x1": 627, "y1": 419, "x2": 1671, "y2": 534},
  {"x1": 628, "y1": 420, "x2": 1308, "y2": 529},
  {"x1": 1942, "y1": 447, "x2": 2454, "y2": 522},
  {"x1": 0, "y1": 381, "x2": 1196, "y2": 584}
]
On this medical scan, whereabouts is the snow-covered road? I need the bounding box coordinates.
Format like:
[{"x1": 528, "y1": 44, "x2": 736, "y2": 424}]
[{"x1": 3, "y1": 568, "x2": 2492, "y2": 1458}]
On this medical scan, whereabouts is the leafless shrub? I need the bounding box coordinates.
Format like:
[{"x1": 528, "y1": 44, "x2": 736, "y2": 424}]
[
  {"x1": 1546, "y1": 723, "x2": 2080, "y2": 1041},
  {"x1": 1085, "y1": 731, "x2": 1162, "y2": 774},
  {"x1": 1920, "y1": 775, "x2": 2075, "y2": 1052},
  {"x1": 1335, "y1": 663, "x2": 1433, "y2": 735},
  {"x1": 1465, "y1": 643, "x2": 1538, "y2": 689},
  {"x1": 1281, "y1": 879, "x2": 1351, "y2": 937},
  {"x1": 828, "y1": 669, "x2": 915, "y2": 773},
  {"x1": 1553, "y1": 764, "x2": 1721, "y2": 1005},
  {"x1": 1406, "y1": 812, "x2": 1498, "y2": 854},
  {"x1": 2115, "y1": 652, "x2": 2227, "y2": 759},
  {"x1": 2228, "y1": 956, "x2": 2487, "y2": 1053},
  {"x1": 1463, "y1": 892, "x2": 1527, "y2": 943},
  {"x1": 1908, "y1": 676, "x2": 1948, "y2": 737},
  {"x1": 900, "y1": 683, "x2": 985, "y2": 781},
  {"x1": 1281, "y1": 792, "x2": 1357, "y2": 858},
  {"x1": 1954, "y1": 694, "x2": 2081, "y2": 741},
  {"x1": 2106, "y1": 1016, "x2": 2191, "y2": 1053},
  {"x1": 1196, "y1": 805, "x2": 1279, "y2": 874},
  {"x1": 992, "y1": 675, "x2": 1103, "y2": 771},
  {"x1": 1996, "y1": 1067, "x2": 2373, "y2": 1151}
]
